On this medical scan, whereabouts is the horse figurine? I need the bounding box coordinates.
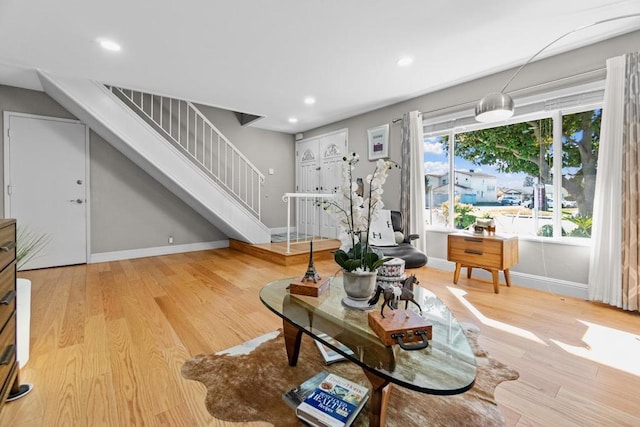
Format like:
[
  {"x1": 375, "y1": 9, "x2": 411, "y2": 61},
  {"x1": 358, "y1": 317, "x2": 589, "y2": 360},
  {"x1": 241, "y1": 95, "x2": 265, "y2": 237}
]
[{"x1": 367, "y1": 274, "x2": 422, "y2": 318}]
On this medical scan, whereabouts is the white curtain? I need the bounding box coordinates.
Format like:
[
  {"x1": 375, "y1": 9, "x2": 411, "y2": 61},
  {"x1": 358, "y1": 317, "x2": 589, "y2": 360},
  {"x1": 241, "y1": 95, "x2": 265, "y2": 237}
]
[
  {"x1": 400, "y1": 111, "x2": 426, "y2": 253},
  {"x1": 588, "y1": 55, "x2": 625, "y2": 306}
]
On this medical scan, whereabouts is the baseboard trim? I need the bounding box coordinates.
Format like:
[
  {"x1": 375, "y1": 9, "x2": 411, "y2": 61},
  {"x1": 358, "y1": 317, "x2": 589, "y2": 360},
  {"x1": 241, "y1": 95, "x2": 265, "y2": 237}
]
[
  {"x1": 90, "y1": 240, "x2": 230, "y2": 263},
  {"x1": 427, "y1": 257, "x2": 588, "y2": 299}
]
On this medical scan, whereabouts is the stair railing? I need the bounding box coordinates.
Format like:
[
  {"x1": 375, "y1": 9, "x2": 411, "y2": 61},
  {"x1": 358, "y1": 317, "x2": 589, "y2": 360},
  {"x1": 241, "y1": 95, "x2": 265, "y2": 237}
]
[
  {"x1": 281, "y1": 192, "x2": 338, "y2": 254},
  {"x1": 106, "y1": 86, "x2": 264, "y2": 219}
]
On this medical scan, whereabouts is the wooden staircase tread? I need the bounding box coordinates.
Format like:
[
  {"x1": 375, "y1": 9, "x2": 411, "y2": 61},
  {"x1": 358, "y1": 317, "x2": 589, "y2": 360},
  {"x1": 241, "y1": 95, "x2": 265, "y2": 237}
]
[{"x1": 229, "y1": 239, "x2": 340, "y2": 266}]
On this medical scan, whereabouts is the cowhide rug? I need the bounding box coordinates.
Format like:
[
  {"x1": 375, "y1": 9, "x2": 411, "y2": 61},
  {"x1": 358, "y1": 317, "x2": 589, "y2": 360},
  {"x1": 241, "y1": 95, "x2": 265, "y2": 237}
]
[{"x1": 181, "y1": 326, "x2": 518, "y2": 426}]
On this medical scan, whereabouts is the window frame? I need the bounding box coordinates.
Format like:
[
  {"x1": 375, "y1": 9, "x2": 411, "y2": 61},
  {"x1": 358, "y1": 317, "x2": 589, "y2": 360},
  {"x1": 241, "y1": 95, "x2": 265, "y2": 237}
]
[{"x1": 423, "y1": 87, "x2": 603, "y2": 244}]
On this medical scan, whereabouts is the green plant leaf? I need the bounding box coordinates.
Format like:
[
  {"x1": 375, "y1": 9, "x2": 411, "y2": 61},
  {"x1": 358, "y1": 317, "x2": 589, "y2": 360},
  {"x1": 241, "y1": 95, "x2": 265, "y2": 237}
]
[{"x1": 16, "y1": 225, "x2": 51, "y2": 270}]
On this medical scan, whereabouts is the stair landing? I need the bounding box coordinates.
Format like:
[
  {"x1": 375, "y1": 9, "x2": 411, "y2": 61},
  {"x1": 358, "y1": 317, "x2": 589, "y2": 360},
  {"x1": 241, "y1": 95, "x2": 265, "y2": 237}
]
[{"x1": 229, "y1": 238, "x2": 340, "y2": 266}]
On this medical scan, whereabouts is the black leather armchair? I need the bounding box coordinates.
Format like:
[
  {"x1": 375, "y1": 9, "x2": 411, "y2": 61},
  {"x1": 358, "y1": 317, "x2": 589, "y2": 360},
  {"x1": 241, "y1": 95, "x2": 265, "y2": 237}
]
[{"x1": 371, "y1": 210, "x2": 428, "y2": 268}]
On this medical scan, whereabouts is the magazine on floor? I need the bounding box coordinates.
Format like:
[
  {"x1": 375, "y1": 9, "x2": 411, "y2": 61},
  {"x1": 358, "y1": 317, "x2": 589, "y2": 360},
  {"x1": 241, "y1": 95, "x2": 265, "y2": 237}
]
[
  {"x1": 282, "y1": 371, "x2": 330, "y2": 410},
  {"x1": 295, "y1": 373, "x2": 369, "y2": 427}
]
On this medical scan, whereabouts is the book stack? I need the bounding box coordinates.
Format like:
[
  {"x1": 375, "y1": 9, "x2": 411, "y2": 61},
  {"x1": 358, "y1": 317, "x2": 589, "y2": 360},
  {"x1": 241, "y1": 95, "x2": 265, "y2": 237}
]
[{"x1": 294, "y1": 373, "x2": 369, "y2": 427}]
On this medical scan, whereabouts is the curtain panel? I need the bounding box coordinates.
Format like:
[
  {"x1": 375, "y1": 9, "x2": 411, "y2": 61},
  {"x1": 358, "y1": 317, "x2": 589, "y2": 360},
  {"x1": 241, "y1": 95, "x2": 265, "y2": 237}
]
[
  {"x1": 621, "y1": 52, "x2": 640, "y2": 312},
  {"x1": 589, "y1": 52, "x2": 640, "y2": 312},
  {"x1": 400, "y1": 111, "x2": 426, "y2": 253}
]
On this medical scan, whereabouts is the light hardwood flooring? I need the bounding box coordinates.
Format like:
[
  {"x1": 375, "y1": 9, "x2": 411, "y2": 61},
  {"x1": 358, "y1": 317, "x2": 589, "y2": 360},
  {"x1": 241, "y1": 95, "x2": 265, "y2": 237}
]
[{"x1": 1, "y1": 248, "x2": 639, "y2": 426}]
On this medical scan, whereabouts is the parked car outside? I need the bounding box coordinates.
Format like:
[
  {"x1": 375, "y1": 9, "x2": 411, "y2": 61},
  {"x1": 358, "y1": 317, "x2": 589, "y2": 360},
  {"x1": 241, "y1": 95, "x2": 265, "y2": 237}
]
[
  {"x1": 500, "y1": 196, "x2": 522, "y2": 205},
  {"x1": 562, "y1": 199, "x2": 577, "y2": 208}
]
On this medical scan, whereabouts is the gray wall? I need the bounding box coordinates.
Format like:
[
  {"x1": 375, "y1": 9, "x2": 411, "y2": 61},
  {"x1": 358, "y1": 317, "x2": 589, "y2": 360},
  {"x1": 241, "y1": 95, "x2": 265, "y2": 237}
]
[
  {"x1": 89, "y1": 131, "x2": 227, "y2": 252},
  {"x1": 193, "y1": 104, "x2": 295, "y2": 228},
  {"x1": 299, "y1": 30, "x2": 640, "y2": 288},
  {"x1": 0, "y1": 85, "x2": 227, "y2": 253}
]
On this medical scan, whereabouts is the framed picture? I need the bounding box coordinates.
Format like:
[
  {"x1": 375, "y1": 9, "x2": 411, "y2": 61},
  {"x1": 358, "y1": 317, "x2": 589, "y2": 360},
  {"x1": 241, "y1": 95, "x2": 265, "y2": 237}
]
[{"x1": 367, "y1": 124, "x2": 389, "y2": 160}]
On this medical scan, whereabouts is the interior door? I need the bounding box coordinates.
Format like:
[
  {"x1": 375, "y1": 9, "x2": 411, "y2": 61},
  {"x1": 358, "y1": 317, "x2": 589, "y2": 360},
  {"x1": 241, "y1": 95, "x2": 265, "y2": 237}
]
[
  {"x1": 319, "y1": 132, "x2": 347, "y2": 238},
  {"x1": 295, "y1": 130, "x2": 348, "y2": 239},
  {"x1": 295, "y1": 138, "x2": 320, "y2": 237},
  {"x1": 4, "y1": 113, "x2": 88, "y2": 269}
]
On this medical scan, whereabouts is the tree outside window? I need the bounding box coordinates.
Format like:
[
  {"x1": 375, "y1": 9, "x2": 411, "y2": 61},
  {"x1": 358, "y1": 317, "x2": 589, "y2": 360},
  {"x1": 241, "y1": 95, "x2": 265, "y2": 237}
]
[{"x1": 423, "y1": 108, "x2": 600, "y2": 238}]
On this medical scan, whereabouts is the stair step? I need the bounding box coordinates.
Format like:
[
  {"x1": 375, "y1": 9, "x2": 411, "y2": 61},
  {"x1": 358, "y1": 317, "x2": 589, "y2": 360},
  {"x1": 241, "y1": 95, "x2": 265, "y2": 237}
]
[{"x1": 229, "y1": 239, "x2": 340, "y2": 266}]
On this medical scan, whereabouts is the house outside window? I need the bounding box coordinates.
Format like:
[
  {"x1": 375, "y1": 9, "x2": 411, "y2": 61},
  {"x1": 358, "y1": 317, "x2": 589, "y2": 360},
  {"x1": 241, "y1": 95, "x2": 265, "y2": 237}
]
[{"x1": 423, "y1": 89, "x2": 602, "y2": 241}]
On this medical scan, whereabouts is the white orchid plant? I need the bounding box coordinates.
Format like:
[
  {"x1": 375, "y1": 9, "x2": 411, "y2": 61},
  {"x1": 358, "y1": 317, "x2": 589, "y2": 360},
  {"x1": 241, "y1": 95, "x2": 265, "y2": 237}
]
[{"x1": 324, "y1": 153, "x2": 393, "y2": 272}]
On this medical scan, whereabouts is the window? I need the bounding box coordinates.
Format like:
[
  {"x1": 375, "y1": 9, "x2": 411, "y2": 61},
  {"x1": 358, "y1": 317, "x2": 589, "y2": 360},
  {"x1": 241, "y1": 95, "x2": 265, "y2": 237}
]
[
  {"x1": 424, "y1": 134, "x2": 450, "y2": 227},
  {"x1": 424, "y1": 105, "x2": 601, "y2": 240}
]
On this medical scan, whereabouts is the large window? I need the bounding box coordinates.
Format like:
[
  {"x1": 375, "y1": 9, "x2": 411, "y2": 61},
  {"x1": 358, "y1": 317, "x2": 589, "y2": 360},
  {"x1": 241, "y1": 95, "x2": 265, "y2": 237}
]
[{"x1": 424, "y1": 107, "x2": 601, "y2": 240}]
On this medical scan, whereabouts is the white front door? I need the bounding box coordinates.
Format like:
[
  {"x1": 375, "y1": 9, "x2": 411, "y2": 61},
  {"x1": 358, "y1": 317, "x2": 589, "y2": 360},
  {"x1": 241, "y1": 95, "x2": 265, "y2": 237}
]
[
  {"x1": 295, "y1": 138, "x2": 320, "y2": 237},
  {"x1": 319, "y1": 132, "x2": 347, "y2": 238},
  {"x1": 4, "y1": 113, "x2": 88, "y2": 270}
]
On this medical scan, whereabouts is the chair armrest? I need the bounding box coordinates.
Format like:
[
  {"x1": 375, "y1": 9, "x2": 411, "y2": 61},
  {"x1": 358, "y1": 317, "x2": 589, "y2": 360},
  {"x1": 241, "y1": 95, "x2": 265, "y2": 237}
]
[{"x1": 407, "y1": 234, "x2": 420, "y2": 241}]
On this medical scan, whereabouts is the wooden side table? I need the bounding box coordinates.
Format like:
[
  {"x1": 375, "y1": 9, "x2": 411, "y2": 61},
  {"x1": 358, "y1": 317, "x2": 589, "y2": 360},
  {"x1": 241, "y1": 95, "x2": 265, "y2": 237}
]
[{"x1": 447, "y1": 233, "x2": 519, "y2": 293}]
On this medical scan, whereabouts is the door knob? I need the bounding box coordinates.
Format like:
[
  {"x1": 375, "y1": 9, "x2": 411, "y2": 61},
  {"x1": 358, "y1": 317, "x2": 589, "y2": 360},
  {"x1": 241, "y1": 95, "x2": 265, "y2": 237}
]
[{"x1": 69, "y1": 199, "x2": 84, "y2": 204}]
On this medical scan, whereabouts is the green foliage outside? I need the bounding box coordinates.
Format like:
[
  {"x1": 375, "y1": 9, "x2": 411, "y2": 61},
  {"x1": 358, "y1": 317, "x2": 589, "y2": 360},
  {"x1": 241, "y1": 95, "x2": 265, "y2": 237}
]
[
  {"x1": 445, "y1": 110, "x2": 600, "y2": 216},
  {"x1": 536, "y1": 214, "x2": 592, "y2": 238},
  {"x1": 564, "y1": 214, "x2": 593, "y2": 237},
  {"x1": 441, "y1": 197, "x2": 477, "y2": 229}
]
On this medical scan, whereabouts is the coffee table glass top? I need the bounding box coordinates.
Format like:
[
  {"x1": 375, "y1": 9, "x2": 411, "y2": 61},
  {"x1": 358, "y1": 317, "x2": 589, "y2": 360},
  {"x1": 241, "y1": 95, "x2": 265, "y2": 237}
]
[{"x1": 260, "y1": 277, "x2": 476, "y2": 395}]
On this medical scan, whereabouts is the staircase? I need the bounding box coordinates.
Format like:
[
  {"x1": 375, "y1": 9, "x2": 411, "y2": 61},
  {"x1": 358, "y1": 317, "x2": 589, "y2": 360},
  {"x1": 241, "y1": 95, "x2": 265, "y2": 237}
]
[{"x1": 38, "y1": 71, "x2": 271, "y2": 244}]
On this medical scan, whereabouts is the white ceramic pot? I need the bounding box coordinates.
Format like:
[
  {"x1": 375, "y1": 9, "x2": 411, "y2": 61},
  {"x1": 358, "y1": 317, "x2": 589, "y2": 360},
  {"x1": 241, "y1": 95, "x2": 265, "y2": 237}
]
[
  {"x1": 342, "y1": 270, "x2": 377, "y2": 301},
  {"x1": 16, "y1": 278, "x2": 31, "y2": 368}
]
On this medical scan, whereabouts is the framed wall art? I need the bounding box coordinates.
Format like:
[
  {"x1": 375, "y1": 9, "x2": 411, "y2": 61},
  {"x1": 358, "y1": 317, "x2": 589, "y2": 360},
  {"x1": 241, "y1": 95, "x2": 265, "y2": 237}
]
[{"x1": 367, "y1": 124, "x2": 389, "y2": 160}]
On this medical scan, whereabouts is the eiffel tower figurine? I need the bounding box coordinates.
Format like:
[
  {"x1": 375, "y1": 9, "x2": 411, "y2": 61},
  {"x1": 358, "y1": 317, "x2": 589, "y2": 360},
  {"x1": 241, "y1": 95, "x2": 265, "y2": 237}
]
[{"x1": 301, "y1": 241, "x2": 321, "y2": 283}]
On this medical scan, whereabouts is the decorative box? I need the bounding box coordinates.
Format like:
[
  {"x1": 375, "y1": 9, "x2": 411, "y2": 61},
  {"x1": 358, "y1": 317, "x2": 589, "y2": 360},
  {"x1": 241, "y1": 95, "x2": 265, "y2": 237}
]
[{"x1": 378, "y1": 258, "x2": 405, "y2": 278}]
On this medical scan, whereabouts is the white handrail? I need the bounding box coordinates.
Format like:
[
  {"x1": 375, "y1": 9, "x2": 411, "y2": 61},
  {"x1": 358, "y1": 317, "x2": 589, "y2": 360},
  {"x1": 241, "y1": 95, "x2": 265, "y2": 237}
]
[
  {"x1": 282, "y1": 192, "x2": 337, "y2": 254},
  {"x1": 106, "y1": 86, "x2": 265, "y2": 219}
]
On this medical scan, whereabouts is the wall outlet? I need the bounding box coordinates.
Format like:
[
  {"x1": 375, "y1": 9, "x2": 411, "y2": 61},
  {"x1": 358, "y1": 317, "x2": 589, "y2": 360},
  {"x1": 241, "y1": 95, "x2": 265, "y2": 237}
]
[
  {"x1": 168, "y1": 236, "x2": 174, "y2": 244},
  {"x1": 268, "y1": 168, "x2": 275, "y2": 175}
]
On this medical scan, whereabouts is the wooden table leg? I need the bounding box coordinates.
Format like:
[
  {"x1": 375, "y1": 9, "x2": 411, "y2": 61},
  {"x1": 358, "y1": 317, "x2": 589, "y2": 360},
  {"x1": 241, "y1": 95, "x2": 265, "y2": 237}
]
[
  {"x1": 467, "y1": 266, "x2": 473, "y2": 278},
  {"x1": 453, "y1": 263, "x2": 462, "y2": 284},
  {"x1": 504, "y1": 269, "x2": 512, "y2": 287},
  {"x1": 363, "y1": 370, "x2": 391, "y2": 427},
  {"x1": 282, "y1": 320, "x2": 302, "y2": 366},
  {"x1": 491, "y1": 270, "x2": 500, "y2": 293}
]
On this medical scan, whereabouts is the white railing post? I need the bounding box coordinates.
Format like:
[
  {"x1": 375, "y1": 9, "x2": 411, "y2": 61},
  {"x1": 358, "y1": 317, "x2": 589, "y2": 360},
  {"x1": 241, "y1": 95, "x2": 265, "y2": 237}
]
[
  {"x1": 105, "y1": 85, "x2": 265, "y2": 220},
  {"x1": 281, "y1": 192, "x2": 337, "y2": 254}
]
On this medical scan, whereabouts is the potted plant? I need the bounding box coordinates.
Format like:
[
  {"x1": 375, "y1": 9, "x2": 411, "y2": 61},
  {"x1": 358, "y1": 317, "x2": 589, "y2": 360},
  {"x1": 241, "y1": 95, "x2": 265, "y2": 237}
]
[
  {"x1": 16, "y1": 226, "x2": 49, "y2": 368},
  {"x1": 324, "y1": 153, "x2": 392, "y2": 301}
]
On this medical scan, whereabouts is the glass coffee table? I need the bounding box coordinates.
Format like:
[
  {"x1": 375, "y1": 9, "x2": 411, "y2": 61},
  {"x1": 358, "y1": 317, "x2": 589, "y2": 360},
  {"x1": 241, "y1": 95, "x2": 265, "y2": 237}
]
[{"x1": 260, "y1": 277, "x2": 476, "y2": 427}]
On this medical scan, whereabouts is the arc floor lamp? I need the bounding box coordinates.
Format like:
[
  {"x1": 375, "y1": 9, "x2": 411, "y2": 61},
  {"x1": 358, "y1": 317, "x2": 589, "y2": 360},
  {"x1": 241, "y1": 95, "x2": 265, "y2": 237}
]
[{"x1": 475, "y1": 13, "x2": 640, "y2": 123}]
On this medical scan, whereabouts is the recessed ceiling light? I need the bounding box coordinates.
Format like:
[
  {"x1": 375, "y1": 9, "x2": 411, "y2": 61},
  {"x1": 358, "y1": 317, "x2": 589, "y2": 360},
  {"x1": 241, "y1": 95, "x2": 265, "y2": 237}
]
[
  {"x1": 397, "y1": 56, "x2": 413, "y2": 67},
  {"x1": 304, "y1": 96, "x2": 316, "y2": 105},
  {"x1": 97, "y1": 38, "x2": 122, "y2": 52},
  {"x1": 288, "y1": 117, "x2": 298, "y2": 124}
]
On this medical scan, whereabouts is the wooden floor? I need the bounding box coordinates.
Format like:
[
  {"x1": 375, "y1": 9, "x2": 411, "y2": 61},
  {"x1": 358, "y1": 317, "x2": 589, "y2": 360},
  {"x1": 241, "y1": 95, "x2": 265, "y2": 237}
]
[{"x1": 1, "y1": 248, "x2": 639, "y2": 426}]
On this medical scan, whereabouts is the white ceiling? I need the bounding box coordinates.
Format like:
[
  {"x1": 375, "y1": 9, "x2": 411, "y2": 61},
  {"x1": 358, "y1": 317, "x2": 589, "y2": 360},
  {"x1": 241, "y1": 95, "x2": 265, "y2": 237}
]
[{"x1": 1, "y1": 1, "x2": 639, "y2": 133}]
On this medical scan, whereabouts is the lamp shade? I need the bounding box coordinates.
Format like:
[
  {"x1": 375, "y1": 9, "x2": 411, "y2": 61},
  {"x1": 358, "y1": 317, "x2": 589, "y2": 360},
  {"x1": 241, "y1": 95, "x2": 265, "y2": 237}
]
[{"x1": 474, "y1": 92, "x2": 515, "y2": 123}]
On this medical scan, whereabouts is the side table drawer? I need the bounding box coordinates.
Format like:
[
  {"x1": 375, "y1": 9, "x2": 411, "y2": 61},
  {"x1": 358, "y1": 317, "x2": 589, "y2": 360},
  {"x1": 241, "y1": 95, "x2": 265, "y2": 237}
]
[
  {"x1": 0, "y1": 263, "x2": 15, "y2": 331},
  {"x1": 448, "y1": 235, "x2": 503, "y2": 255},
  {"x1": 448, "y1": 247, "x2": 503, "y2": 269}
]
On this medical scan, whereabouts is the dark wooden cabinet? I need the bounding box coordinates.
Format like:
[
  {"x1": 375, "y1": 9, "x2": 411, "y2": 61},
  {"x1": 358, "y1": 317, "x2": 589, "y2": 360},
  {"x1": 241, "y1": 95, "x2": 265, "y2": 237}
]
[{"x1": 0, "y1": 219, "x2": 19, "y2": 412}]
